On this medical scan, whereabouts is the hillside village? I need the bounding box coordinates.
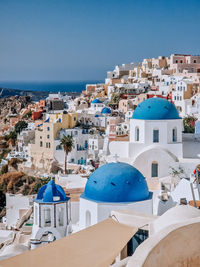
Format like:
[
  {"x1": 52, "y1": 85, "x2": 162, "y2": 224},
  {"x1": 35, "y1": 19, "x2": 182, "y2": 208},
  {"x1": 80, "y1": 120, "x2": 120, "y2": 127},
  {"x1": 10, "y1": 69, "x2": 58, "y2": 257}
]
[{"x1": 1, "y1": 53, "x2": 200, "y2": 265}]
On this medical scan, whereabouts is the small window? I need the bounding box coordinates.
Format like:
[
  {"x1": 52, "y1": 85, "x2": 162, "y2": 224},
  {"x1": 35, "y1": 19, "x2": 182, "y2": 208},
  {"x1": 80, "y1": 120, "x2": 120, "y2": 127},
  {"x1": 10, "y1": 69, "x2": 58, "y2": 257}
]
[
  {"x1": 46, "y1": 143, "x2": 51, "y2": 148},
  {"x1": 44, "y1": 208, "x2": 51, "y2": 227},
  {"x1": 67, "y1": 202, "x2": 71, "y2": 224},
  {"x1": 153, "y1": 129, "x2": 159, "y2": 143},
  {"x1": 47, "y1": 127, "x2": 50, "y2": 131},
  {"x1": 135, "y1": 127, "x2": 139, "y2": 141},
  {"x1": 152, "y1": 162, "x2": 158, "y2": 177},
  {"x1": 35, "y1": 205, "x2": 38, "y2": 225},
  {"x1": 58, "y1": 207, "x2": 64, "y2": 226},
  {"x1": 47, "y1": 135, "x2": 50, "y2": 139},
  {"x1": 40, "y1": 141, "x2": 43, "y2": 147},
  {"x1": 172, "y1": 128, "x2": 177, "y2": 142},
  {"x1": 56, "y1": 145, "x2": 62, "y2": 150},
  {"x1": 40, "y1": 136, "x2": 42, "y2": 139},
  {"x1": 194, "y1": 60, "x2": 197, "y2": 63}
]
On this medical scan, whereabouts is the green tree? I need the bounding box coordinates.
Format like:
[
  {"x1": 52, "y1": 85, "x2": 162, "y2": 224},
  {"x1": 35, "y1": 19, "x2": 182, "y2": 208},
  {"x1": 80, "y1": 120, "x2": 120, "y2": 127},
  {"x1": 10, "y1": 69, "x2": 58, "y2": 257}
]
[
  {"x1": 7, "y1": 131, "x2": 17, "y2": 145},
  {"x1": 0, "y1": 190, "x2": 6, "y2": 213},
  {"x1": 1, "y1": 164, "x2": 8, "y2": 175},
  {"x1": 23, "y1": 110, "x2": 32, "y2": 119},
  {"x1": 60, "y1": 135, "x2": 73, "y2": 174},
  {"x1": 15, "y1": 121, "x2": 28, "y2": 134}
]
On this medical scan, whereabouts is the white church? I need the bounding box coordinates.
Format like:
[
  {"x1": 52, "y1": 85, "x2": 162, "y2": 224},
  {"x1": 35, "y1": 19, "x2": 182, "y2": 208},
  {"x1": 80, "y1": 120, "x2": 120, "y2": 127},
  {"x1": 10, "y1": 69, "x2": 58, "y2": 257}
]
[
  {"x1": 79, "y1": 162, "x2": 153, "y2": 229},
  {"x1": 30, "y1": 162, "x2": 153, "y2": 247},
  {"x1": 108, "y1": 97, "x2": 200, "y2": 180},
  {"x1": 31, "y1": 180, "x2": 71, "y2": 249}
]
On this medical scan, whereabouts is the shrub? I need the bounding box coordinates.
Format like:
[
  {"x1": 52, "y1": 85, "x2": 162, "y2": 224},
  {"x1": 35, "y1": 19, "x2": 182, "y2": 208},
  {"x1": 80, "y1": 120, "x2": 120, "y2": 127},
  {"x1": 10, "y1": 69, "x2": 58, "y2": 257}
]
[
  {"x1": 1, "y1": 164, "x2": 8, "y2": 175},
  {"x1": 183, "y1": 116, "x2": 197, "y2": 133}
]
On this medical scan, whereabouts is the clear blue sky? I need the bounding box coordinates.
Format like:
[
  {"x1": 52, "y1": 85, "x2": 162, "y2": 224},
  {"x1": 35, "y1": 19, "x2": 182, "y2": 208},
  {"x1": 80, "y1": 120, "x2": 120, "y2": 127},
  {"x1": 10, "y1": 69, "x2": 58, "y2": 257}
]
[{"x1": 0, "y1": 0, "x2": 200, "y2": 81}]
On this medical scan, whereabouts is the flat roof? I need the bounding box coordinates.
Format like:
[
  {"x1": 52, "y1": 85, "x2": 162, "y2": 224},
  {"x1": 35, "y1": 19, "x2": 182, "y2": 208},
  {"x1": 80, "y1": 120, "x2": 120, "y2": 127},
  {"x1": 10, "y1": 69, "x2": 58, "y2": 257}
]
[
  {"x1": 111, "y1": 210, "x2": 158, "y2": 230},
  {"x1": 0, "y1": 218, "x2": 137, "y2": 267}
]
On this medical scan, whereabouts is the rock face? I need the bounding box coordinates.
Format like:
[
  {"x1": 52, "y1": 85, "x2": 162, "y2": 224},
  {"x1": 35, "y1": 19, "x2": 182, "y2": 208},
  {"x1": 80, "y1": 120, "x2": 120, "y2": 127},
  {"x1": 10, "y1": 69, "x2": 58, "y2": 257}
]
[
  {"x1": 0, "y1": 171, "x2": 51, "y2": 195},
  {"x1": 0, "y1": 87, "x2": 49, "y2": 101},
  {"x1": 0, "y1": 96, "x2": 31, "y2": 118}
]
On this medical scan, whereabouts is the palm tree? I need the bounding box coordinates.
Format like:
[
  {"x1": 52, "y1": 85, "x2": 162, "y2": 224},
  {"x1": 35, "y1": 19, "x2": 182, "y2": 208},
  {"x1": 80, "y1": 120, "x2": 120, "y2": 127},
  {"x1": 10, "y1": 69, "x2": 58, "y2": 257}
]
[{"x1": 60, "y1": 135, "x2": 74, "y2": 174}]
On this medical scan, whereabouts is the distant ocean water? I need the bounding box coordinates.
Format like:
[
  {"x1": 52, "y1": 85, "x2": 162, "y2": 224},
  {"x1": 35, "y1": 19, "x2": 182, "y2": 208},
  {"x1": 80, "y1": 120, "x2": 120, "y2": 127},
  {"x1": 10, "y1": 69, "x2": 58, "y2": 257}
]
[{"x1": 0, "y1": 81, "x2": 103, "y2": 93}]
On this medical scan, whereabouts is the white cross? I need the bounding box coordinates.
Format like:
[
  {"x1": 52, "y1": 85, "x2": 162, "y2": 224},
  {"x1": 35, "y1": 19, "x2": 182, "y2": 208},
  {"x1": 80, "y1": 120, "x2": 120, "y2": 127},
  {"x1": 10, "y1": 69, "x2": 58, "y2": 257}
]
[{"x1": 113, "y1": 153, "x2": 119, "y2": 162}]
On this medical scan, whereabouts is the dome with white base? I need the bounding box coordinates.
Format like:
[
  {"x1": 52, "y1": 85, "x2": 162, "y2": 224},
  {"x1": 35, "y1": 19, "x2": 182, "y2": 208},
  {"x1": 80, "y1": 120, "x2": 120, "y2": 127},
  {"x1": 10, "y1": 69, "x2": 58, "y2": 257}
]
[{"x1": 82, "y1": 162, "x2": 150, "y2": 202}]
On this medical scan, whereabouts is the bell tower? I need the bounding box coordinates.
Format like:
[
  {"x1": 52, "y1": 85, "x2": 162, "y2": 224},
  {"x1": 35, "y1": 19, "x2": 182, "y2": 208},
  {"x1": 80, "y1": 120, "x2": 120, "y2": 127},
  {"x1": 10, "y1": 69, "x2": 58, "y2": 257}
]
[{"x1": 31, "y1": 180, "x2": 71, "y2": 249}]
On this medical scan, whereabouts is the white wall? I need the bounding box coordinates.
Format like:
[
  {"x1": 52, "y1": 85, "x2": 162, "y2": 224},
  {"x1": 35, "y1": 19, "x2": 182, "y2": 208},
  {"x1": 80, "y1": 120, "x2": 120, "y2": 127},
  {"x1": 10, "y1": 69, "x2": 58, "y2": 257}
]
[
  {"x1": 71, "y1": 202, "x2": 79, "y2": 224},
  {"x1": 132, "y1": 147, "x2": 178, "y2": 179},
  {"x1": 79, "y1": 197, "x2": 153, "y2": 230},
  {"x1": 130, "y1": 119, "x2": 145, "y2": 143},
  {"x1": 6, "y1": 194, "x2": 32, "y2": 228},
  {"x1": 79, "y1": 198, "x2": 98, "y2": 229},
  {"x1": 98, "y1": 199, "x2": 153, "y2": 222},
  {"x1": 109, "y1": 141, "x2": 130, "y2": 158}
]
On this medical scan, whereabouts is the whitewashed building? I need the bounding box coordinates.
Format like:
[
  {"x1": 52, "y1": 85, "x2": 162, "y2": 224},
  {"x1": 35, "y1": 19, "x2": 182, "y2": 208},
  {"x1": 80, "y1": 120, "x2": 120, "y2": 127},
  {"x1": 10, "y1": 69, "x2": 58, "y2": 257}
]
[
  {"x1": 31, "y1": 180, "x2": 71, "y2": 249},
  {"x1": 88, "y1": 134, "x2": 104, "y2": 160},
  {"x1": 55, "y1": 128, "x2": 90, "y2": 165},
  {"x1": 108, "y1": 97, "x2": 200, "y2": 180},
  {"x1": 79, "y1": 162, "x2": 153, "y2": 229},
  {"x1": 172, "y1": 79, "x2": 193, "y2": 117}
]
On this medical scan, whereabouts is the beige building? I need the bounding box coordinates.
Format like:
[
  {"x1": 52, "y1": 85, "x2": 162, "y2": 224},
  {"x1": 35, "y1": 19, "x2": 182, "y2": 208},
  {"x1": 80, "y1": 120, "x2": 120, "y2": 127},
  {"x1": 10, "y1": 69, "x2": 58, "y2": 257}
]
[
  {"x1": 118, "y1": 94, "x2": 147, "y2": 114},
  {"x1": 133, "y1": 93, "x2": 147, "y2": 106},
  {"x1": 29, "y1": 112, "x2": 78, "y2": 173},
  {"x1": 142, "y1": 56, "x2": 168, "y2": 70},
  {"x1": 152, "y1": 56, "x2": 168, "y2": 68},
  {"x1": 169, "y1": 54, "x2": 200, "y2": 74},
  {"x1": 118, "y1": 99, "x2": 134, "y2": 113}
]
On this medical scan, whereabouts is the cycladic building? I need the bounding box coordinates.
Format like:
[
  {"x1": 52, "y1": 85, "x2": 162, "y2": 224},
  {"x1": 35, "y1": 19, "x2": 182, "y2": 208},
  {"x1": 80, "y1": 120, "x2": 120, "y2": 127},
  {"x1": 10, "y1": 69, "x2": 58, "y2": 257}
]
[
  {"x1": 109, "y1": 97, "x2": 184, "y2": 179},
  {"x1": 79, "y1": 162, "x2": 153, "y2": 229},
  {"x1": 31, "y1": 180, "x2": 71, "y2": 249}
]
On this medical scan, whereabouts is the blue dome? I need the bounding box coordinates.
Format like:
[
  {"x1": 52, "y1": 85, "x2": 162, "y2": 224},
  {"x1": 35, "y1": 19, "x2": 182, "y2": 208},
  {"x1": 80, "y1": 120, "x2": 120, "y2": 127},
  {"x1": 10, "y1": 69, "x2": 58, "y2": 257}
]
[
  {"x1": 132, "y1": 97, "x2": 180, "y2": 120},
  {"x1": 91, "y1": 99, "x2": 102, "y2": 104},
  {"x1": 101, "y1": 107, "x2": 111, "y2": 114},
  {"x1": 81, "y1": 162, "x2": 150, "y2": 203},
  {"x1": 35, "y1": 180, "x2": 69, "y2": 203}
]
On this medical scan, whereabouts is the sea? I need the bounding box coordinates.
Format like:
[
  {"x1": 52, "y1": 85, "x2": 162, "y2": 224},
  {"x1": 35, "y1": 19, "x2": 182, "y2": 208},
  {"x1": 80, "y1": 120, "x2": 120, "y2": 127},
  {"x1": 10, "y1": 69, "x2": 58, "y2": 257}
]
[{"x1": 0, "y1": 81, "x2": 103, "y2": 93}]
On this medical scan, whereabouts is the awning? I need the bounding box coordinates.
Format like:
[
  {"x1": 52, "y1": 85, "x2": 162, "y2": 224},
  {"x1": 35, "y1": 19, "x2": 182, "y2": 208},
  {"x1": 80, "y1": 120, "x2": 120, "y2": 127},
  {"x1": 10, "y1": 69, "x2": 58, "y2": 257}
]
[{"x1": 0, "y1": 218, "x2": 137, "y2": 267}]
